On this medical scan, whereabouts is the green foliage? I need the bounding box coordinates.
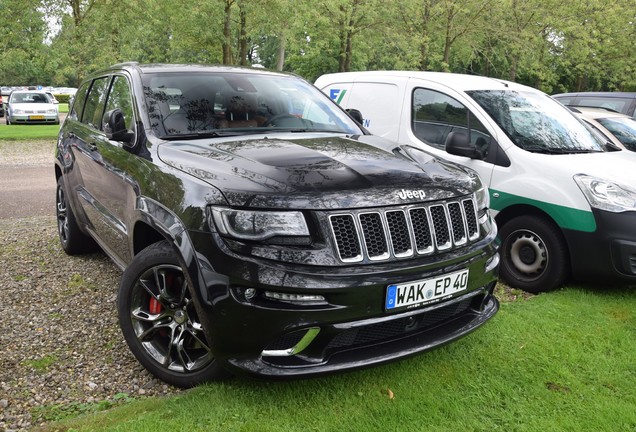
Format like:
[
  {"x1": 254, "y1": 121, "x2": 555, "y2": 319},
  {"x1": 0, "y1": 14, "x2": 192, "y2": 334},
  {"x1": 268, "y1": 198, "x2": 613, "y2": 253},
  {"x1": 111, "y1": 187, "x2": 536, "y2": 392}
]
[
  {"x1": 54, "y1": 94, "x2": 71, "y2": 104},
  {"x1": 3, "y1": 0, "x2": 635, "y2": 91}
]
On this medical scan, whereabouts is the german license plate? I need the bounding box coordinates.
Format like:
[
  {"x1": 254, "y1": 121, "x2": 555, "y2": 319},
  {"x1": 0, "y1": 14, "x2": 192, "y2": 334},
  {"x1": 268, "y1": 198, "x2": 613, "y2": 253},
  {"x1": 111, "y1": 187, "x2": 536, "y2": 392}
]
[
  {"x1": 29, "y1": 115, "x2": 45, "y2": 120},
  {"x1": 385, "y1": 269, "x2": 469, "y2": 311}
]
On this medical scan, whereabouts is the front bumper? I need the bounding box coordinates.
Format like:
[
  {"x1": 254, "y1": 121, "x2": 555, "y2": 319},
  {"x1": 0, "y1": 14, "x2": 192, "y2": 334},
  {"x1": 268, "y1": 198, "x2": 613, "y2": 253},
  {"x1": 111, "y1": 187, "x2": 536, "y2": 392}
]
[
  {"x1": 227, "y1": 285, "x2": 498, "y2": 377},
  {"x1": 9, "y1": 113, "x2": 59, "y2": 124},
  {"x1": 191, "y1": 231, "x2": 500, "y2": 378},
  {"x1": 564, "y1": 208, "x2": 636, "y2": 283}
]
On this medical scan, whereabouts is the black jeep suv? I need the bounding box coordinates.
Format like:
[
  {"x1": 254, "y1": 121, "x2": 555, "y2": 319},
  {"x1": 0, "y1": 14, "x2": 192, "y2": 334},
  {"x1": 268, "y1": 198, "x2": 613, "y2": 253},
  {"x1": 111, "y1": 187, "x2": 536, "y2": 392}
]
[{"x1": 55, "y1": 63, "x2": 499, "y2": 388}]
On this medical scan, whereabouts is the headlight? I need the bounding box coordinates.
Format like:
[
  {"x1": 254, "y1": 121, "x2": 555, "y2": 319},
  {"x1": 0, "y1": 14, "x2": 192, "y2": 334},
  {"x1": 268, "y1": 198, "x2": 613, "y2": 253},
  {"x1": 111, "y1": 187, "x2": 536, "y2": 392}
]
[
  {"x1": 46, "y1": 108, "x2": 57, "y2": 114},
  {"x1": 211, "y1": 207, "x2": 310, "y2": 241},
  {"x1": 465, "y1": 167, "x2": 489, "y2": 210},
  {"x1": 13, "y1": 108, "x2": 24, "y2": 114},
  {"x1": 475, "y1": 182, "x2": 489, "y2": 210},
  {"x1": 574, "y1": 174, "x2": 636, "y2": 212}
]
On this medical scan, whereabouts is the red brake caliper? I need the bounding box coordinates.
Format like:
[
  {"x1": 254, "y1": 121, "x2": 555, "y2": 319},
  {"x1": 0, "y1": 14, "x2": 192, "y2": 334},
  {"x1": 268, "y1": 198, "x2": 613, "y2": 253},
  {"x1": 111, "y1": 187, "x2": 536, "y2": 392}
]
[
  {"x1": 149, "y1": 272, "x2": 173, "y2": 314},
  {"x1": 149, "y1": 297, "x2": 163, "y2": 314}
]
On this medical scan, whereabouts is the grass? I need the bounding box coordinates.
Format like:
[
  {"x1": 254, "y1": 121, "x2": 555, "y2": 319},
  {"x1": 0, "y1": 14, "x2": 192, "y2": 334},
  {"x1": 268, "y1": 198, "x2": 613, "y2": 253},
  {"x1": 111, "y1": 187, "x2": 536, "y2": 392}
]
[
  {"x1": 42, "y1": 285, "x2": 636, "y2": 432},
  {"x1": 0, "y1": 103, "x2": 68, "y2": 140},
  {"x1": 23, "y1": 355, "x2": 58, "y2": 373}
]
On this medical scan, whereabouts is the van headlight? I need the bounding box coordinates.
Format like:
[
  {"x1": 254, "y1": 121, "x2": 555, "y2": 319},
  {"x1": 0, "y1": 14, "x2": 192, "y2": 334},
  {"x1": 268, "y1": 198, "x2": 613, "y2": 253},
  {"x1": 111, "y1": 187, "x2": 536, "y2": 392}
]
[
  {"x1": 211, "y1": 207, "x2": 310, "y2": 241},
  {"x1": 574, "y1": 174, "x2": 636, "y2": 212}
]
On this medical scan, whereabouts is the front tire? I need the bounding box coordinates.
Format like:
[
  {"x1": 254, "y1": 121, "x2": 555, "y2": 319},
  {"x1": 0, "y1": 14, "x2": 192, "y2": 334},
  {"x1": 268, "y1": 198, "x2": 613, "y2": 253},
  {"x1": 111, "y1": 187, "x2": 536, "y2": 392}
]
[
  {"x1": 499, "y1": 215, "x2": 569, "y2": 293},
  {"x1": 118, "y1": 241, "x2": 228, "y2": 388}
]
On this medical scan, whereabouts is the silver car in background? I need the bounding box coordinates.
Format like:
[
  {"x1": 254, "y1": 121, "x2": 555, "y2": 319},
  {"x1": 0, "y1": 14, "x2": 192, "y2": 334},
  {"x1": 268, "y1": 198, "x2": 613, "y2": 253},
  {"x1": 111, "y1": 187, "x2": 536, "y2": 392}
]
[{"x1": 5, "y1": 91, "x2": 59, "y2": 125}]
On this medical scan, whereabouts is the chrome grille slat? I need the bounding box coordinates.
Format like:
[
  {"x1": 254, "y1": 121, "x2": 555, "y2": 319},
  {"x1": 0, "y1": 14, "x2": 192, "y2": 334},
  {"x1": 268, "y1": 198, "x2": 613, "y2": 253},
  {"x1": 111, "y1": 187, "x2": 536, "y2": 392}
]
[{"x1": 329, "y1": 197, "x2": 481, "y2": 262}]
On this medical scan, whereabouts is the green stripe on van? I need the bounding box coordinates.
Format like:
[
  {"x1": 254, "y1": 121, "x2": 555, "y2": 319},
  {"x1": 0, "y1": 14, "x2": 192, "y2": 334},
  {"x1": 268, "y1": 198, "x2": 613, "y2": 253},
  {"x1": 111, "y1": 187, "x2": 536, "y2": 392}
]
[
  {"x1": 489, "y1": 189, "x2": 596, "y2": 232},
  {"x1": 336, "y1": 89, "x2": 347, "y2": 104}
]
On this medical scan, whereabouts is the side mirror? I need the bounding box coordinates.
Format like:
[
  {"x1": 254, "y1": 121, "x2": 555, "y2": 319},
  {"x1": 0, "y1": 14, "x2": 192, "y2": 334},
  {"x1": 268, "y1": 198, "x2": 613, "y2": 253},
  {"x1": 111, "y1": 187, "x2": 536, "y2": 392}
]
[
  {"x1": 346, "y1": 108, "x2": 364, "y2": 125},
  {"x1": 103, "y1": 108, "x2": 134, "y2": 145},
  {"x1": 445, "y1": 131, "x2": 483, "y2": 159}
]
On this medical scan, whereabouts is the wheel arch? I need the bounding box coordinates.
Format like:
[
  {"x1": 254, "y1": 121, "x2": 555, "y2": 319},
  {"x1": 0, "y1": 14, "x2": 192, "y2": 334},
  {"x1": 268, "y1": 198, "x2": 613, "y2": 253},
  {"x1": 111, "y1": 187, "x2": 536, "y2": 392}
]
[
  {"x1": 133, "y1": 196, "x2": 226, "y2": 310},
  {"x1": 495, "y1": 204, "x2": 570, "y2": 250},
  {"x1": 132, "y1": 220, "x2": 165, "y2": 256},
  {"x1": 55, "y1": 164, "x2": 63, "y2": 182},
  {"x1": 495, "y1": 204, "x2": 557, "y2": 230},
  {"x1": 495, "y1": 203, "x2": 572, "y2": 289}
]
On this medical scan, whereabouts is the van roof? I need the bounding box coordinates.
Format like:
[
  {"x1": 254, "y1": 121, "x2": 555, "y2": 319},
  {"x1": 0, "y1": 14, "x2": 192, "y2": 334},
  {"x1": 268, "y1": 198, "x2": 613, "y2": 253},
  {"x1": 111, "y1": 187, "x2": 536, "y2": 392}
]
[{"x1": 316, "y1": 71, "x2": 535, "y2": 93}]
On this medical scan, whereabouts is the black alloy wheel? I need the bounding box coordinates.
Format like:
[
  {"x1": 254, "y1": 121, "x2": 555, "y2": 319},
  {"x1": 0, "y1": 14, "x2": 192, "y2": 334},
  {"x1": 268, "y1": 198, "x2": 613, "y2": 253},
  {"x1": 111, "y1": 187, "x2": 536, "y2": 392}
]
[{"x1": 118, "y1": 241, "x2": 227, "y2": 388}]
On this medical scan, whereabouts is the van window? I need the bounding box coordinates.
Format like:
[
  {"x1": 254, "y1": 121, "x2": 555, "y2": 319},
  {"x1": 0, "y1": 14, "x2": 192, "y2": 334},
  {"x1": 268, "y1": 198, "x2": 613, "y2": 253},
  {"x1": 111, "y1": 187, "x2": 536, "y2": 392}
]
[
  {"x1": 577, "y1": 96, "x2": 631, "y2": 115},
  {"x1": 412, "y1": 88, "x2": 492, "y2": 154}
]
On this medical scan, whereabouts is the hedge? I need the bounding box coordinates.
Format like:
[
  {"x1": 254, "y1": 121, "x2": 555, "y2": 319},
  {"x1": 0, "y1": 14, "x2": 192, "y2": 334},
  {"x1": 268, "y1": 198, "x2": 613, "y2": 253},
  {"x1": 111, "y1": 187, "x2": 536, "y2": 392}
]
[{"x1": 54, "y1": 94, "x2": 72, "y2": 104}]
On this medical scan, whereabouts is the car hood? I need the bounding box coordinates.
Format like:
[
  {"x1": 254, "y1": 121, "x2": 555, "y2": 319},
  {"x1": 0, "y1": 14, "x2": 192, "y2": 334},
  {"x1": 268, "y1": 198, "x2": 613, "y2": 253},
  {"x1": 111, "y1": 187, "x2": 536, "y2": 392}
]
[{"x1": 157, "y1": 134, "x2": 479, "y2": 209}]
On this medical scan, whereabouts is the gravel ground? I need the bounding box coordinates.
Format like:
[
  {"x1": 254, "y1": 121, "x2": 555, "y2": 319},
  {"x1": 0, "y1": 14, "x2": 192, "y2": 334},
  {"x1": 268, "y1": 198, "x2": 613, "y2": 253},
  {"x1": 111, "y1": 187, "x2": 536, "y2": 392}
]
[{"x1": 0, "y1": 141, "x2": 180, "y2": 432}]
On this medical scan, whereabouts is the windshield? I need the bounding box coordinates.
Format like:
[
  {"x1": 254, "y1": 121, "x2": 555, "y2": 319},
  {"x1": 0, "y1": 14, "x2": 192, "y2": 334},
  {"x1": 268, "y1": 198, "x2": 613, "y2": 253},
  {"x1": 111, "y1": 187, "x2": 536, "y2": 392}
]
[
  {"x1": 10, "y1": 92, "x2": 51, "y2": 104},
  {"x1": 467, "y1": 90, "x2": 606, "y2": 153},
  {"x1": 142, "y1": 71, "x2": 362, "y2": 138},
  {"x1": 596, "y1": 117, "x2": 636, "y2": 152}
]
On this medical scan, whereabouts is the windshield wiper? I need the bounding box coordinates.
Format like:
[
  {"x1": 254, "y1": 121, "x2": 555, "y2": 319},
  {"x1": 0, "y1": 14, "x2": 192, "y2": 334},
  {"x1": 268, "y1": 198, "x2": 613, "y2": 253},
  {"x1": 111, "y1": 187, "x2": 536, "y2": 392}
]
[
  {"x1": 160, "y1": 130, "x2": 258, "y2": 140},
  {"x1": 526, "y1": 147, "x2": 601, "y2": 154},
  {"x1": 269, "y1": 128, "x2": 348, "y2": 134}
]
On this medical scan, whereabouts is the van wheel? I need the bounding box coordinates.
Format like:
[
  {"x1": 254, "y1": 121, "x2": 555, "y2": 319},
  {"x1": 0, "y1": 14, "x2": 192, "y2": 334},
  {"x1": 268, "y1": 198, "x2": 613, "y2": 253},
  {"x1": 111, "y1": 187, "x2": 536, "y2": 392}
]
[
  {"x1": 118, "y1": 241, "x2": 229, "y2": 388},
  {"x1": 499, "y1": 215, "x2": 569, "y2": 293}
]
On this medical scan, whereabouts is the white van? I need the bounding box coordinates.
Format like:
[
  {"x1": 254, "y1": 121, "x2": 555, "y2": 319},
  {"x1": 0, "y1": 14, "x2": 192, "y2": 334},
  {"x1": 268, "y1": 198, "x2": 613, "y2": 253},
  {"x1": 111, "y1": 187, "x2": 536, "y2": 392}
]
[{"x1": 315, "y1": 71, "x2": 636, "y2": 293}]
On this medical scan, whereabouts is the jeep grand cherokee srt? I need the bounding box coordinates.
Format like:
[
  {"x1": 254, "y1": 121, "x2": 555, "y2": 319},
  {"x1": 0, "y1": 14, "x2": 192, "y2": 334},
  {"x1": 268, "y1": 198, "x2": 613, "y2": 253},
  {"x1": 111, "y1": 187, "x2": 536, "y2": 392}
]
[{"x1": 55, "y1": 63, "x2": 499, "y2": 388}]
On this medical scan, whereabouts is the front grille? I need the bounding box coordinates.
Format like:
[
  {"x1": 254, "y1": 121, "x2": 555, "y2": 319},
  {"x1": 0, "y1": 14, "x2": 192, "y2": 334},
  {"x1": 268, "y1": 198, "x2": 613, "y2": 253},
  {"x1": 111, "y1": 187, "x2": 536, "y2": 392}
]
[{"x1": 329, "y1": 196, "x2": 479, "y2": 263}]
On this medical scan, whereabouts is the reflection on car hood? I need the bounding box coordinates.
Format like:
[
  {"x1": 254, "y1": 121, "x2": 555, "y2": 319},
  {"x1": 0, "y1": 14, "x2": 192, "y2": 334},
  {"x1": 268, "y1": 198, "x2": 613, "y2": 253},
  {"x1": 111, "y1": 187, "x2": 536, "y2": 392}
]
[{"x1": 158, "y1": 135, "x2": 477, "y2": 209}]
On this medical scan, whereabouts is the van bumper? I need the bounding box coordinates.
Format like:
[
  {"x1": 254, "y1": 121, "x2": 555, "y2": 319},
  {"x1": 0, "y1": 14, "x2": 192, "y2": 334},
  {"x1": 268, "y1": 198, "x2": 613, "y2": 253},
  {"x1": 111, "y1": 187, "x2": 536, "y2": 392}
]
[{"x1": 564, "y1": 209, "x2": 636, "y2": 283}]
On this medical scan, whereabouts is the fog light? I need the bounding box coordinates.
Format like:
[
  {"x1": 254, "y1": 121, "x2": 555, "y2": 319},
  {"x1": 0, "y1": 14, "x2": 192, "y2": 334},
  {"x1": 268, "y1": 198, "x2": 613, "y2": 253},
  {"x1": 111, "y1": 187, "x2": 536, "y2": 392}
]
[
  {"x1": 264, "y1": 291, "x2": 326, "y2": 304},
  {"x1": 244, "y1": 288, "x2": 257, "y2": 301},
  {"x1": 485, "y1": 253, "x2": 500, "y2": 273}
]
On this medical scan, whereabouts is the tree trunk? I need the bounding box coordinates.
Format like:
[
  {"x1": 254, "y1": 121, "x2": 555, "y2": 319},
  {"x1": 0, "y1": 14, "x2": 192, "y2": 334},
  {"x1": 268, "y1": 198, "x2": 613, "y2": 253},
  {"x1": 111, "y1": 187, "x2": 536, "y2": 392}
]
[
  {"x1": 276, "y1": 33, "x2": 286, "y2": 71},
  {"x1": 419, "y1": 1, "x2": 431, "y2": 70},
  {"x1": 338, "y1": 5, "x2": 347, "y2": 72},
  {"x1": 238, "y1": 1, "x2": 248, "y2": 65},
  {"x1": 222, "y1": 0, "x2": 234, "y2": 65}
]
